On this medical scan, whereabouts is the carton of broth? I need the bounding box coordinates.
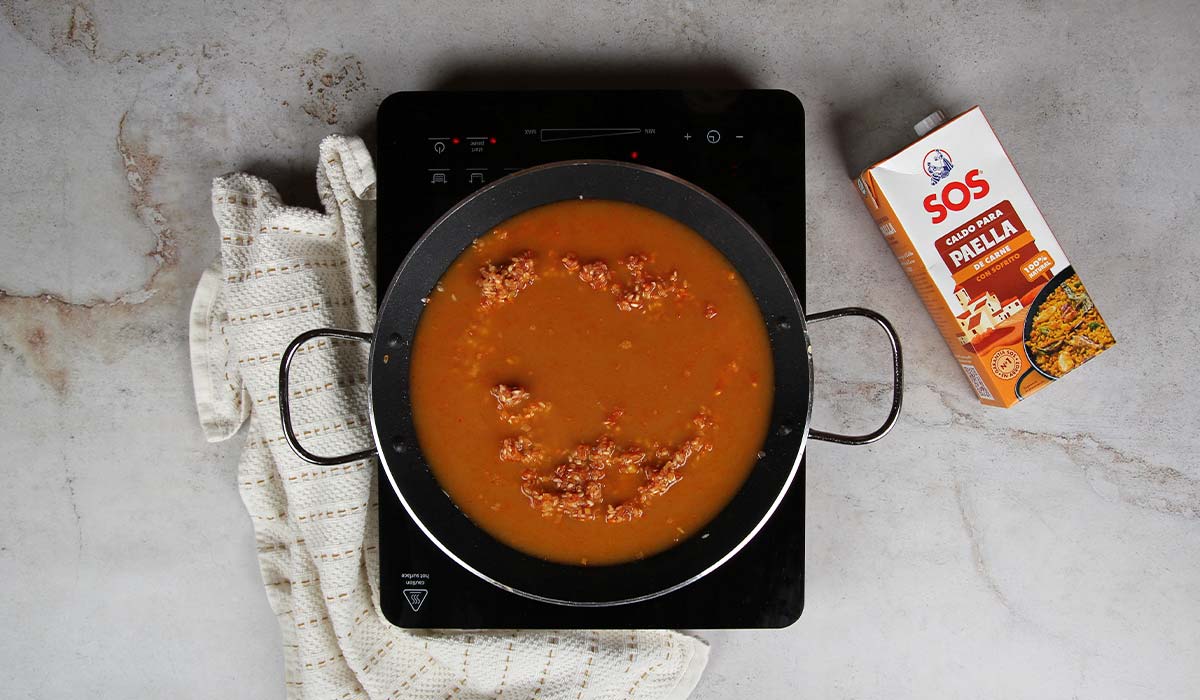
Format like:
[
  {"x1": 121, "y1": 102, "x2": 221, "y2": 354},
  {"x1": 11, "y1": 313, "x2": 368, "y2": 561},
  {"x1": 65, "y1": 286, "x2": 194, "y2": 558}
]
[{"x1": 853, "y1": 107, "x2": 1114, "y2": 407}]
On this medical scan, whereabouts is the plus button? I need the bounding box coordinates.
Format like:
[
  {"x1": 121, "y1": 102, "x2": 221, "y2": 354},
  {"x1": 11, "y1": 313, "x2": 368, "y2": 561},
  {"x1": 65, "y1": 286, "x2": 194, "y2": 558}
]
[{"x1": 683, "y1": 133, "x2": 692, "y2": 140}]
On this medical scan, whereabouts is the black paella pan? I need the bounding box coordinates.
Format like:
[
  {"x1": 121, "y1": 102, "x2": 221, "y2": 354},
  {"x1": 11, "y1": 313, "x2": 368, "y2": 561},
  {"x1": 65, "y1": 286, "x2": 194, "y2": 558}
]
[{"x1": 279, "y1": 161, "x2": 903, "y2": 606}]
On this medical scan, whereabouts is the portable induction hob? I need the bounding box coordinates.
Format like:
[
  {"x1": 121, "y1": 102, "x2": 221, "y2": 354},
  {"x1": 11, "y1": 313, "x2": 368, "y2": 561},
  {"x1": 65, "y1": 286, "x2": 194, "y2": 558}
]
[{"x1": 376, "y1": 90, "x2": 805, "y2": 628}]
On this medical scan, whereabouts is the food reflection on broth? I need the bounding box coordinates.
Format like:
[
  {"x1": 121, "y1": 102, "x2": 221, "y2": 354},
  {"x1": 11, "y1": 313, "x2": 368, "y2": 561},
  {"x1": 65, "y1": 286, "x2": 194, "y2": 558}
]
[{"x1": 409, "y1": 200, "x2": 774, "y2": 566}]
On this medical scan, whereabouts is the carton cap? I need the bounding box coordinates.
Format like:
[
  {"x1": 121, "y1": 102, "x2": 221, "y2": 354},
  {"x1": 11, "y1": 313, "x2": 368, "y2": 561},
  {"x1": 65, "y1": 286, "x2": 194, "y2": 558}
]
[{"x1": 914, "y1": 110, "x2": 946, "y2": 137}]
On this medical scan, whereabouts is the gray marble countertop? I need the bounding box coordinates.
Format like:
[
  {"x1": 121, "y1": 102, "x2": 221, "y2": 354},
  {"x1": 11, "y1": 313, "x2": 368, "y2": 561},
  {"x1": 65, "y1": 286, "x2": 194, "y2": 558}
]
[{"x1": 2, "y1": 2, "x2": 1197, "y2": 698}]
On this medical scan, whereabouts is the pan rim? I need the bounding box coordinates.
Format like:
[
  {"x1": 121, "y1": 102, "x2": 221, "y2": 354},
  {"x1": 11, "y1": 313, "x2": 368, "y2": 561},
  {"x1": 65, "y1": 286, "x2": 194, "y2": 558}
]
[{"x1": 369, "y1": 159, "x2": 812, "y2": 606}]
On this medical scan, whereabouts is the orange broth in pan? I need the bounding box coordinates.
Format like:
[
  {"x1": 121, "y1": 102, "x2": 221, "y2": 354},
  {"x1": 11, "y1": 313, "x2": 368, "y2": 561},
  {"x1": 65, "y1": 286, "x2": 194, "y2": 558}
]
[{"x1": 409, "y1": 200, "x2": 773, "y2": 565}]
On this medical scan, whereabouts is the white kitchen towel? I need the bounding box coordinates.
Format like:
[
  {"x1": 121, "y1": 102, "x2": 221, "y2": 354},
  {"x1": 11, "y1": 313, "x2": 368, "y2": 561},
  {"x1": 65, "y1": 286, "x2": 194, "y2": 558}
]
[{"x1": 189, "y1": 135, "x2": 709, "y2": 700}]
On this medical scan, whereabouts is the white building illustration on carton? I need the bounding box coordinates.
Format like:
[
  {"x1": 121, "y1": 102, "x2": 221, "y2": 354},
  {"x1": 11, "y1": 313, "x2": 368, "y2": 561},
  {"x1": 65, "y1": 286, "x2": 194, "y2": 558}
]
[{"x1": 954, "y1": 287, "x2": 1024, "y2": 344}]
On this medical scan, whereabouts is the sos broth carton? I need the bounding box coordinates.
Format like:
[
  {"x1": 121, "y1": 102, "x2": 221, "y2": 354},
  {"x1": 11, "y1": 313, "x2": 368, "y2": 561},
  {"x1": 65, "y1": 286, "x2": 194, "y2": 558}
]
[{"x1": 854, "y1": 107, "x2": 1115, "y2": 407}]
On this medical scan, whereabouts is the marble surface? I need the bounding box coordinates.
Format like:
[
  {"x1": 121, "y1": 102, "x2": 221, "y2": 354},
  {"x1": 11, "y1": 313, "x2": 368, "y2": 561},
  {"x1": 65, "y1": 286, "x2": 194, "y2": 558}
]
[{"x1": 1, "y1": 1, "x2": 1197, "y2": 697}]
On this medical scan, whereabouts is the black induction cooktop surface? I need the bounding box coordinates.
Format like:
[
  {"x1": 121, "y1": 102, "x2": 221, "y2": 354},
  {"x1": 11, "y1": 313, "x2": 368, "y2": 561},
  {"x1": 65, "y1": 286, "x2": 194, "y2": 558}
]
[{"x1": 376, "y1": 90, "x2": 805, "y2": 628}]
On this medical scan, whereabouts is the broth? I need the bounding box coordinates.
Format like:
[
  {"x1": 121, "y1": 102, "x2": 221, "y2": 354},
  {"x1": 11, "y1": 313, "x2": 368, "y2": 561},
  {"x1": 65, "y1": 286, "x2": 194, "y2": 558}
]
[{"x1": 409, "y1": 200, "x2": 773, "y2": 565}]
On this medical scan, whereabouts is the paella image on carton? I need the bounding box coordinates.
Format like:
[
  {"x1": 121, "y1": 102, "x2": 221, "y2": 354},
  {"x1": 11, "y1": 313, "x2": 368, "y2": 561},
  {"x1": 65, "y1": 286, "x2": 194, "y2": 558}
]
[{"x1": 854, "y1": 106, "x2": 1114, "y2": 407}]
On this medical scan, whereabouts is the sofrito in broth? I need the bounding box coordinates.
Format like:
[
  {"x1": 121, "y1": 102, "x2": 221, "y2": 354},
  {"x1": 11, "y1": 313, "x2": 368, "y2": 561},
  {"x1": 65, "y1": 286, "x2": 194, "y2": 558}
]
[{"x1": 409, "y1": 200, "x2": 773, "y2": 565}]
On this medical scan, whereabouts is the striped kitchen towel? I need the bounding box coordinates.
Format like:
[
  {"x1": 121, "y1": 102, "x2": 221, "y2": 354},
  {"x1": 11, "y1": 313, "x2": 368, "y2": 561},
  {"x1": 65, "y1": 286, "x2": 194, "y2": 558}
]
[{"x1": 188, "y1": 134, "x2": 708, "y2": 700}]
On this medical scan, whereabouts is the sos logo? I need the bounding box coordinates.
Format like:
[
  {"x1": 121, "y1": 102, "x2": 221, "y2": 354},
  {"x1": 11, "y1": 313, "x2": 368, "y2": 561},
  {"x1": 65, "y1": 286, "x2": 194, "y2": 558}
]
[{"x1": 923, "y1": 169, "x2": 990, "y2": 224}]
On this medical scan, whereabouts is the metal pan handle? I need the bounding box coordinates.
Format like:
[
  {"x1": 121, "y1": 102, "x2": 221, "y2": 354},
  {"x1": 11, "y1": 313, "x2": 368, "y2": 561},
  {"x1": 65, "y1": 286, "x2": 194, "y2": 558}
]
[
  {"x1": 806, "y1": 307, "x2": 903, "y2": 446},
  {"x1": 279, "y1": 328, "x2": 377, "y2": 466}
]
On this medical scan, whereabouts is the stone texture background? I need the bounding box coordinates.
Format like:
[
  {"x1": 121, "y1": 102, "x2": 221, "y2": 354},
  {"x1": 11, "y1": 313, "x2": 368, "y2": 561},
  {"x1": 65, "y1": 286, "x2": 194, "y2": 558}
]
[{"x1": 1, "y1": 1, "x2": 1197, "y2": 697}]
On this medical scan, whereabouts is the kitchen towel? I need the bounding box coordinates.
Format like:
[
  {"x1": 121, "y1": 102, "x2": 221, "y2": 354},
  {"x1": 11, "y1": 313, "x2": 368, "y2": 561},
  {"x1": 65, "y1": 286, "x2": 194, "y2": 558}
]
[{"x1": 189, "y1": 134, "x2": 709, "y2": 700}]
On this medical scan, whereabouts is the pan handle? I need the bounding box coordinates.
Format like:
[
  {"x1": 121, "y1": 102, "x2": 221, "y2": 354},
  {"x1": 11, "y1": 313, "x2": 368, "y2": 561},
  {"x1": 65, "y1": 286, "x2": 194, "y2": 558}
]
[
  {"x1": 279, "y1": 328, "x2": 377, "y2": 466},
  {"x1": 805, "y1": 307, "x2": 903, "y2": 446}
]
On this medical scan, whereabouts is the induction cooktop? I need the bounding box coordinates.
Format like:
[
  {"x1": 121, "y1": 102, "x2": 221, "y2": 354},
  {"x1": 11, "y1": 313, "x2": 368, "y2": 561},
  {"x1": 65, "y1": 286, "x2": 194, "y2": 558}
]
[{"x1": 376, "y1": 90, "x2": 805, "y2": 628}]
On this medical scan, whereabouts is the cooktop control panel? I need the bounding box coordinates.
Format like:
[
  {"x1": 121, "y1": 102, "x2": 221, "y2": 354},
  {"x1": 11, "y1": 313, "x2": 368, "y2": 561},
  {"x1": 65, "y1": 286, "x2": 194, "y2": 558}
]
[
  {"x1": 379, "y1": 90, "x2": 805, "y2": 293},
  {"x1": 376, "y1": 90, "x2": 805, "y2": 628}
]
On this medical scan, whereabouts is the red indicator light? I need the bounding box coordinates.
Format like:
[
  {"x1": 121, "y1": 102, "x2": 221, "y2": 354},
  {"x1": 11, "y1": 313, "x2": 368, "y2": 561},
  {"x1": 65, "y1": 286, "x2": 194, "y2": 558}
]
[
  {"x1": 630, "y1": 151, "x2": 639, "y2": 160},
  {"x1": 489, "y1": 137, "x2": 497, "y2": 144},
  {"x1": 451, "y1": 137, "x2": 460, "y2": 145}
]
